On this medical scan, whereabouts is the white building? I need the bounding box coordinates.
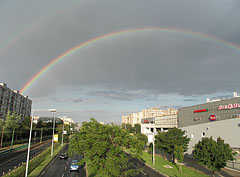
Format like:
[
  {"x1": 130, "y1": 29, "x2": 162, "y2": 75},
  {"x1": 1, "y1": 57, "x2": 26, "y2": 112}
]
[{"x1": 141, "y1": 114, "x2": 178, "y2": 143}]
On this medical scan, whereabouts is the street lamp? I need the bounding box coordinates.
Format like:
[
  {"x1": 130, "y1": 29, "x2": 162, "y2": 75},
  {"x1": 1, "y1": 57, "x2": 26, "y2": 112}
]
[
  {"x1": 25, "y1": 108, "x2": 56, "y2": 177},
  {"x1": 62, "y1": 118, "x2": 64, "y2": 146},
  {"x1": 49, "y1": 109, "x2": 56, "y2": 157}
]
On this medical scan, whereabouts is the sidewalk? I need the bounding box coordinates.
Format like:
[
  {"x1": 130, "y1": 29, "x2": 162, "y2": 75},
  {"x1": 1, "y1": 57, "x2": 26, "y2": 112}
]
[
  {"x1": 183, "y1": 155, "x2": 240, "y2": 177},
  {"x1": 155, "y1": 149, "x2": 240, "y2": 177}
]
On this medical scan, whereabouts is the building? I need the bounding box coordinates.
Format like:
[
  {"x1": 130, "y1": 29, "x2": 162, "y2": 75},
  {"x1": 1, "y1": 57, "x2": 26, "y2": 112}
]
[
  {"x1": 122, "y1": 107, "x2": 177, "y2": 127},
  {"x1": 178, "y1": 92, "x2": 240, "y2": 155},
  {"x1": 141, "y1": 114, "x2": 178, "y2": 143},
  {"x1": 37, "y1": 117, "x2": 63, "y2": 124},
  {"x1": 59, "y1": 116, "x2": 75, "y2": 125},
  {"x1": 0, "y1": 83, "x2": 32, "y2": 120}
]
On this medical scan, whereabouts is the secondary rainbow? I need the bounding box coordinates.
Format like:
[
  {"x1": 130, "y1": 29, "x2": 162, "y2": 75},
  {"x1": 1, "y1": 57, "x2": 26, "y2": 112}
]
[{"x1": 20, "y1": 27, "x2": 240, "y2": 95}]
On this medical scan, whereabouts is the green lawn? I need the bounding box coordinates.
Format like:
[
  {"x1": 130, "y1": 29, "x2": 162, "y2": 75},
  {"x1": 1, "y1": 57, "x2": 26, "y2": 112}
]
[{"x1": 141, "y1": 151, "x2": 208, "y2": 177}]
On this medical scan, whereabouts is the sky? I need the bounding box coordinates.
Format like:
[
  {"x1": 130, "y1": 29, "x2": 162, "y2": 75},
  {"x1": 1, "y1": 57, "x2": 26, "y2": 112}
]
[{"x1": 1, "y1": 0, "x2": 240, "y2": 124}]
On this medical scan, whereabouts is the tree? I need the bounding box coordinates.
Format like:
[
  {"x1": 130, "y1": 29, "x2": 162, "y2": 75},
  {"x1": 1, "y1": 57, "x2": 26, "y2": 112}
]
[
  {"x1": 0, "y1": 119, "x2": 5, "y2": 147},
  {"x1": 193, "y1": 137, "x2": 236, "y2": 175},
  {"x1": 133, "y1": 124, "x2": 141, "y2": 134},
  {"x1": 21, "y1": 116, "x2": 31, "y2": 130},
  {"x1": 174, "y1": 145, "x2": 184, "y2": 173},
  {"x1": 68, "y1": 118, "x2": 146, "y2": 177},
  {"x1": 155, "y1": 128, "x2": 190, "y2": 163},
  {"x1": 4, "y1": 112, "x2": 21, "y2": 148}
]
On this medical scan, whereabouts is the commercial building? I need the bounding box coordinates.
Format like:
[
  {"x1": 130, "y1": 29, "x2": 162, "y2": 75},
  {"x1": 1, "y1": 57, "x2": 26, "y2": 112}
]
[
  {"x1": 178, "y1": 92, "x2": 240, "y2": 155},
  {"x1": 141, "y1": 114, "x2": 178, "y2": 143},
  {"x1": 0, "y1": 83, "x2": 32, "y2": 120}
]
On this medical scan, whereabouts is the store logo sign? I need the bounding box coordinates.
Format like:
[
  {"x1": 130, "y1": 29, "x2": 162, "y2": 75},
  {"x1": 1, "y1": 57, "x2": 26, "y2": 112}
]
[
  {"x1": 218, "y1": 103, "x2": 240, "y2": 110},
  {"x1": 209, "y1": 115, "x2": 216, "y2": 121}
]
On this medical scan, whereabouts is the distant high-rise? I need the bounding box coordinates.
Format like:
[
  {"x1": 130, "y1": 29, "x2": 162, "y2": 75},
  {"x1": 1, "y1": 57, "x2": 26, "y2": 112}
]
[{"x1": 0, "y1": 83, "x2": 32, "y2": 120}]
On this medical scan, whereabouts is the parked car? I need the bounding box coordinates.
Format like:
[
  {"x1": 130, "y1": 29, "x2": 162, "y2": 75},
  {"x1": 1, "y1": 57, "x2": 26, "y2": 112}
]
[
  {"x1": 59, "y1": 153, "x2": 68, "y2": 159},
  {"x1": 70, "y1": 160, "x2": 80, "y2": 171}
]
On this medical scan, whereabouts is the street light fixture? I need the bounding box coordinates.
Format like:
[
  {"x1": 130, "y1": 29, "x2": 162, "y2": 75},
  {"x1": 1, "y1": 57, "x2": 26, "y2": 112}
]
[{"x1": 25, "y1": 108, "x2": 56, "y2": 177}]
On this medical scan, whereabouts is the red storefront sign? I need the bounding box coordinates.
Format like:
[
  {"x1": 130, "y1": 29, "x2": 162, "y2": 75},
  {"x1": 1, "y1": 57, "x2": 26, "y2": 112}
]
[
  {"x1": 143, "y1": 120, "x2": 149, "y2": 123},
  {"x1": 209, "y1": 115, "x2": 216, "y2": 121},
  {"x1": 218, "y1": 103, "x2": 240, "y2": 110},
  {"x1": 193, "y1": 109, "x2": 208, "y2": 113}
]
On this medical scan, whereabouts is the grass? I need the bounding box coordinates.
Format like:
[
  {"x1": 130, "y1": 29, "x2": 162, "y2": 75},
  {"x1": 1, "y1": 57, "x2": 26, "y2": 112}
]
[
  {"x1": 3, "y1": 143, "x2": 64, "y2": 177},
  {"x1": 28, "y1": 144, "x2": 64, "y2": 177},
  {"x1": 141, "y1": 151, "x2": 208, "y2": 177}
]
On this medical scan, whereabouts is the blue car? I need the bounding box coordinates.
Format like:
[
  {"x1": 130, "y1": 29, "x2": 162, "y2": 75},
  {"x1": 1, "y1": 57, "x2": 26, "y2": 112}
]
[{"x1": 70, "y1": 160, "x2": 79, "y2": 171}]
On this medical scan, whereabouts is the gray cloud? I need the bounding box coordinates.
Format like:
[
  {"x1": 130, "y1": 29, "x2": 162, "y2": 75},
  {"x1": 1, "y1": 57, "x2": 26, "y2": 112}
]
[
  {"x1": 1, "y1": 0, "x2": 240, "y2": 124},
  {"x1": 88, "y1": 89, "x2": 146, "y2": 101}
]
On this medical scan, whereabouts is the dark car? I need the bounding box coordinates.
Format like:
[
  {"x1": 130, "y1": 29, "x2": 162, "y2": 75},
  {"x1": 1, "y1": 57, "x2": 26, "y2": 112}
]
[
  {"x1": 70, "y1": 160, "x2": 80, "y2": 171},
  {"x1": 59, "y1": 153, "x2": 68, "y2": 159}
]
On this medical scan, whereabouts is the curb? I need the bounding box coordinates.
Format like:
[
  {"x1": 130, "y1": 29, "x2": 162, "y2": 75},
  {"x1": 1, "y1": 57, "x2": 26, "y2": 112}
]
[{"x1": 37, "y1": 144, "x2": 66, "y2": 177}]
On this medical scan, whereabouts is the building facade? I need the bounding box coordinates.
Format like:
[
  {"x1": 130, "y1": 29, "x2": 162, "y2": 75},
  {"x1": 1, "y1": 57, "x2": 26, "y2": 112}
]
[
  {"x1": 0, "y1": 83, "x2": 32, "y2": 120},
  {"x1": 122, "y1": 107, "x2": 177, "y2": 127},
  {"x1": 178, "y1": 93, "x2": 240, "y2": 155},
  {"x1": 141, "y1": 114, "x2": 178, "y2": 143}
]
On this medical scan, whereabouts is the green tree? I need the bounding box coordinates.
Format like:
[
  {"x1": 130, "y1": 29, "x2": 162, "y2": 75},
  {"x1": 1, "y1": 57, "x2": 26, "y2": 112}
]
[
  {"x1": 21, "y1": 116, "x2": 31, "y2": 130},
  {"x1": 193, "y1": 137, "x2": 236, "y2": 175},
  {"x1": 4, "y1": 112, "x2": 21, "y2": 148},
  {"x1": 68, "y1": 118, "x2": 146, "y2": 177},
  {"x1": 155, "y1": 128, "x2": 190, "y2": 163},
  {"x1": 174, "y1": 145, "x2": 184, "y2": 173},
  {"x1": 0, "y1": 119, "x2": 5, "y2": 147},
  {"x1": 133, "y1": 124, "x2": 141, "y2": 134}
]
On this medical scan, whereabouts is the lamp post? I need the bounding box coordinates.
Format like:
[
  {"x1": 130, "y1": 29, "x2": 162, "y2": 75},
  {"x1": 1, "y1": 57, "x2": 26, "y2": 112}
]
[
  {"x1": 25, "y1": 109, "x2": 56, "y2": 177},
  {"x1": 62, "y1": 118, "x2": 64, "y2": 146},
  {"x1": 50, "y1": 109, "x2": 56, "y2": 157}
]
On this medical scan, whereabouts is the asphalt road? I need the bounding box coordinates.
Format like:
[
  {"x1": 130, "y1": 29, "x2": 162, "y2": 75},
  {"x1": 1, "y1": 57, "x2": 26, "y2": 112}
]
[
  {"x1": 0, "y1": 141, "x2": 51, "y2": 176},
  {"x1": 40, "y1": 145, "x2": 86, "y2": 177}
]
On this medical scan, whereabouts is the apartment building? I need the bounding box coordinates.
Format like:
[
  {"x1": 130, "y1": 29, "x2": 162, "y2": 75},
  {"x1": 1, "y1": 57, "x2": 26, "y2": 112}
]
[
  {"x1": 122, "y1": 107, "x2": 178, "y2": 127},
  {"x1": 0, "y1": 83, "x2": 32, "y2": 120}
]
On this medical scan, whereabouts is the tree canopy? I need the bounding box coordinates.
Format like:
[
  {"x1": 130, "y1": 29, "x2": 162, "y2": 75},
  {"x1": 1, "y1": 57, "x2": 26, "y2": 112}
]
[
  {"x1": 193, "y1": 137, "x2": 236, "y2": 173},
  {"x1": 68, "y1": 118, "x2": 147, "y2": 177},
  {"x1": 155, "y1": 128, "x2": 190, "y2": 163}
]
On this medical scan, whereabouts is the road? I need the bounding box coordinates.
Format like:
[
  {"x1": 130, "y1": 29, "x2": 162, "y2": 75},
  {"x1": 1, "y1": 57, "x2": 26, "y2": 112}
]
[
  {"x1": 39, "y1": 145, "x2": 86, "y2": 177},
  {"x1": 0, "y1": 141, "x2": 51, "y2": 176},
  {"x1": 131, "y1": 157, "x2": 165, "y2": 177},
  {"x1": 40, "y1": 145, "x2": 163, "y2": 177}
]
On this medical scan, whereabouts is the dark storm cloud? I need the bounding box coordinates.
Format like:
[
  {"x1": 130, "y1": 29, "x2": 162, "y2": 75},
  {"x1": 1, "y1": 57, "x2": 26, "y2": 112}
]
[
  {"x1": 1, "y1": 0, "x2": 240, "y2": 98},
  {"x1": 88, "y1": 89, "x2": 146, "y2": 101}
]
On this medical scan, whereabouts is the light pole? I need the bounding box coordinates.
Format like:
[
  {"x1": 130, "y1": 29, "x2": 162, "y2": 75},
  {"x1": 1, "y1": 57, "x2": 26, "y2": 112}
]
[
  {"x1": 61, "y1": 118, "x2": 64, "y2": 146},
  {"x1": 25, "y1": 108, "x2": 56, "y2": 177},
  {"x1": 50, "y1": 109, "x2": 56, "y2": 157}
]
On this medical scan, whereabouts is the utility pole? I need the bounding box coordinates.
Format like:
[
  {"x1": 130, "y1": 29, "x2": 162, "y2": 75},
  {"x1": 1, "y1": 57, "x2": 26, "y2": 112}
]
[
  {"x1": 40, "y1": 128, "x2": 43, "y2": 143},
  {"x1": 62, "y1": 120, "x2": 64, "y2": 146},
  {"x1": 51, "y1": 116, "x2": 56, "y2": 156},
  {"x1": 10, "y1": 128, "x2": 15, "y2": 148},
  {"x1": 1, "y1": 127, "x2": 4, "y2": 148}
]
